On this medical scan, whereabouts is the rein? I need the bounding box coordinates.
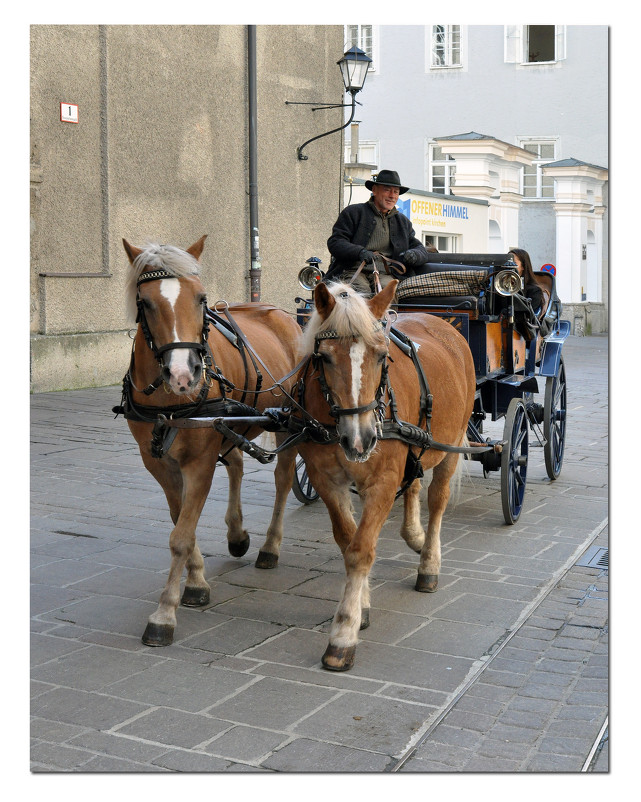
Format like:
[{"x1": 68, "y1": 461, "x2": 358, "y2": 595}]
[{"x1": 348, "y1": 252, "x2": 406, "y2": 295}]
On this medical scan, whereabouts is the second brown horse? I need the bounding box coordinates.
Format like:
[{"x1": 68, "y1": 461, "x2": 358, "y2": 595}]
[{"x1": 296, "y1": 280, "x2": 476, "y2": 671}]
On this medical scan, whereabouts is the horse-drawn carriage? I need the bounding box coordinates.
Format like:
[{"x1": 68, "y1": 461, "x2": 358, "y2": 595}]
[
  {"x1": 116, "y1": 237, "x2": 568, "y2": 670},
  {"x1": 293, "y1": 251, "x2": 569, "y2": 525}
]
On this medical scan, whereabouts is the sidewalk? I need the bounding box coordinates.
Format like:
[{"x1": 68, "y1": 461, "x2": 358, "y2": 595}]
[{"x1": 30, "y1": 334, "x2": 608, "y2": 773}]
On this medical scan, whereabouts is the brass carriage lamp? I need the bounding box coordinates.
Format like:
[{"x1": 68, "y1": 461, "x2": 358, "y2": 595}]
[
  {"x1": 298, "y1": 256, "x2": 324, "y2": 290},
  {"x1": 291, "y1": 46, "x2": 373, "y2": 161}
]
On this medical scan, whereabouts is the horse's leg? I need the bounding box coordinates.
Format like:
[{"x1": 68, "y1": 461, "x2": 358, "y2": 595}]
[
  {"x1": 399, "y1": 477, "x2": 425, "y2": 553},
  {"x1": 223, "y1": 447, "x2": 250, "y2": 558},
  {"x1": 139, "y1": 453, "x2": 210, "y2": 608},
  {"x1": 255, "y1": 439, "x2": 297, "y2": 569},
  {"x1": 415, "y1": 453, "x2": 460, "y2": 593},
  {"x1": 322, "y1": 483, "x2": 395, "y2": 671},
  {"x1": 321, "y1": 485, "x2": 372, "y2": 631},
  {"x1": 142, "y1": 456, "x2": 216, "y2": 646},
  {"x1": 181, "y1": 542, "x2": 210, "y2": 607},
  {"x1": 140, "y1": 452, "x2": 184, "y2": 525}
]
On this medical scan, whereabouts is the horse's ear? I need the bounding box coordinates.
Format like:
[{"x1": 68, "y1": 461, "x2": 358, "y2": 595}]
[
  {"x1": 186, "y1": 235, "x2": 208, "y2": 261},
  {"x1": 368, "y1": 280, "x2": 398, "y2": 319},
  {"x1": 313, "y1": 282, "x2": 336, "y2": 320},
  {"x1": 122, "y1": 238, "x2": 143, "y2": 264}
]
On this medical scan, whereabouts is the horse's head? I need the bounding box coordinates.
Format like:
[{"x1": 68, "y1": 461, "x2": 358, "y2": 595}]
[
  {"x1": 306, "y1": 281, "x2": 397, "y2": 462},
  {"x1": 123, "y1": 236, "x2": 210, "y2": 396}
]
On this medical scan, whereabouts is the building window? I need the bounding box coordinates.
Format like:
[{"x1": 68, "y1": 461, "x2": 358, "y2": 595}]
[
  {"x1": 430, "y1": 25, "x2": 461, "y2": 68},
  {"x1": 518, "y1": 139, "x2": 558, "y2": 198},
  {"x1": 505, "y1": 26, "x2": 566, "y2": 64},
  {"x1": 345, "y1": 25, "x2": 377, "y2": 71},
  {"x1": 344, "y1": 139, "x2": 378, "y2": 166},
  {"x1": 425, "y1": 234, "x2": 459, "y2": 253},
  {"x1": 428, "y1": 144, "x2": 456, "y2": 194}
]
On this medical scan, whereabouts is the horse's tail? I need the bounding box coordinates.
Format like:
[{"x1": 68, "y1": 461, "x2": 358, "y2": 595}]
[{"x1": 448, "y1": 435, "x2": 469, "y2": 506}]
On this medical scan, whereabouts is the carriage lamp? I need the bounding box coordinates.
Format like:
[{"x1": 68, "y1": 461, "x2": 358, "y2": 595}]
[
  {"x1": 494, "y1": 269, "x2": 523, "y2": 296},
  {"x1": 287, "y1": 46, "x2": 373, "y2": 161},
  {"x1": 298, "y1": 257, "x2": 324, "y2": 290}
]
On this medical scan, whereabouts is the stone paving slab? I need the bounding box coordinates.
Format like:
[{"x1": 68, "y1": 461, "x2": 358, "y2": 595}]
[
  {"x1": 27, "y1": 335, "x2": 609, "y2": 774},
  {"x1": 401, "y1": 541, "x2": 609, "y2": 772}
]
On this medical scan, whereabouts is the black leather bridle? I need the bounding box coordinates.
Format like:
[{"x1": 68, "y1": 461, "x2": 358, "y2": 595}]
[
  {"x1": 135, "y1": 269, "x2": 210, "y2": 370},
  {"x1": 311, "y1": 321, "x2": 389, "y2": 422}
]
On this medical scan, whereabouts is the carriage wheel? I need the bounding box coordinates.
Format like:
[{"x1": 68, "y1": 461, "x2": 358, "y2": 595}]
[
  {"x1": 292, "y1": 455, "x2": 319, "y2": 504},
  {"x1": 544, "y1": 355, "x2": 567, "y2": 480},
  {"x1": 501, "y1": 397, "x2": 529, "y2": 525}
]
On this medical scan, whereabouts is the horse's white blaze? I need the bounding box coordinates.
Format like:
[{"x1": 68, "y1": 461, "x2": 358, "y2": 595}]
[
  {"x1": 348, "y1": 340, "x2": 366, "y2": 452},
  {"x1": 159, "y1": 278, "x2": 190, "y2": 374}
]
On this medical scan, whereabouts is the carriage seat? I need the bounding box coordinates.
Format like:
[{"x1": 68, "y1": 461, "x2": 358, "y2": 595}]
[
  {"x1": 421, "y1": 253, "x2": 515, "y2": 270},
  {"x1": 395, "y1": 295, "x2": 482, "y2": 313},
  {"x1": 533, "y1": 272, "x2": 553, "y2": 318},
  {"x1": 396, "y1": 269, "x2": 489, "y2": 315},
  {"x1": 533, "y1": 271, "x2": 562, "y2": 332},
  {"x1": 395, "y1": 255, "x2": 518, "y2": 316}
]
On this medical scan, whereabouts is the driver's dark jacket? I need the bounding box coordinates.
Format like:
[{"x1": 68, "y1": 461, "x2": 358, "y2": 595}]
[{"x1": 325, "y1": 200, "x2": 429, "y2": 281}]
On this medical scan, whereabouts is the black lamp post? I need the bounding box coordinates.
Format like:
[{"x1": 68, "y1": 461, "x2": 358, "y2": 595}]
[{"x1": 294, "y1": 46, "x2": 372, "y2": 161}]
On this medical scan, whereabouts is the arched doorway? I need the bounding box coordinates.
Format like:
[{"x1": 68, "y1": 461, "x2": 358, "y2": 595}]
[{"x1": 489, "y1": 219, "x2": 502, "y2": 251}]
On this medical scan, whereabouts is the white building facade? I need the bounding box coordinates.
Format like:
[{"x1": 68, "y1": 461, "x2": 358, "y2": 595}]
[{"x1": 344, "y1": 24, "x2": 608, "y2": 333}]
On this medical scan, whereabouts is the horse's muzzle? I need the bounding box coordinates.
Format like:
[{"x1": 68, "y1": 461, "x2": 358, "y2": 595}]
[
  {"x1": 339, "y1": 420, "x2": 378, "y2": 462},
  {"x1": 162, "y1": 349, "x2": 204, "y2": 394}
]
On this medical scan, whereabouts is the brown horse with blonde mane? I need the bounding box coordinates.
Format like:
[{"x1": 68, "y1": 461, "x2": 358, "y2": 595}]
[
  {"x1": 120, "y1": 236, "x2": 300, "y2": 647},
  {"x1": 296, "y1": 280, "x2": 476, "y2": 671}
]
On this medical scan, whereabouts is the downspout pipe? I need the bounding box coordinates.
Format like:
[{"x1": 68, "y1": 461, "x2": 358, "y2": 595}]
[{"x1": 248, "y1": 25, "x2": 261, "y2": 301}]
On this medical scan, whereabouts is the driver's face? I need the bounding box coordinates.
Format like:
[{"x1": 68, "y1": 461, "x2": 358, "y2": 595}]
[{"x1": 371, "y1": 184, "x2": 400, "y2": 213}]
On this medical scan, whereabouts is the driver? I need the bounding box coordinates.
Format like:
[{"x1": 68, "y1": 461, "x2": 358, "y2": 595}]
[{"x1": 324, "y1": 170, "x2": 430, "y2": 295}]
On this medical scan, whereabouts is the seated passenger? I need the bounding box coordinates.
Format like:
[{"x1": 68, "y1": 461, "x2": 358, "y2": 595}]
[
  {"x1": 508, "y1": 248, "x2": 544, "y2": 341},
  {"x1": 509, "y1": 248, "x2": 543, "y2": 314}
]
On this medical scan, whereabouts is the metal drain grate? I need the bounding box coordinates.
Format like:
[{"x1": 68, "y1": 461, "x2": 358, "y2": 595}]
[{"x1": 576, "y1": 546, "x2": 609, "y2": 570}]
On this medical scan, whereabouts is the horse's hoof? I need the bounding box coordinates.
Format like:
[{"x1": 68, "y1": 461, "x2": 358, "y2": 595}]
[
  {"x1": 228, "y1": 535, "x2": 250, "y2": 558},
  {"x1": 142, "y1": 622, "x2": 174, "y2": 647},
  {"x1": 359, "y1": 608, "x2": 370, "y2": 630},
  {"x1": 255, "y1": 551, "x2": 278, "y2": 569},
  {"x1": 415, "y1": 573, "x2": 439, "y2": 593},
  {"x1": 181, "y1": 586, "x2": 210, "y2": 607},
  {"x1": 321, "y1": 643, "x2": 356, "y2": 672}
]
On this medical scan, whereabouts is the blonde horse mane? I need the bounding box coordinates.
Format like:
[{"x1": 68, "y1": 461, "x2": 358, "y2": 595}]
[
  {"x1": 124, "y1": 242, "x2": 201, "y2": 323},
  {"x1": 299, "y1": 282, "x2": 384, "y2": 357}
]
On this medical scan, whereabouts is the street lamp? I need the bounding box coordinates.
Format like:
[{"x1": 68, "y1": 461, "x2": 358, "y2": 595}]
[{"x1": 288, "y1": 46, "x2": 373, "y2": 161}]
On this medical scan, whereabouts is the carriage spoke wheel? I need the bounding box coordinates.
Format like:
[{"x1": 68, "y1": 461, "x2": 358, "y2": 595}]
[
  {"x1": 292, "y1": 455, "x2": 319, "y2": 504},
  {"x1": 544, "y1": 356, "x2": 567, "y2": 480},
  {"x1": 501, "y1": 397, "x2": 529, "y2": 525}
]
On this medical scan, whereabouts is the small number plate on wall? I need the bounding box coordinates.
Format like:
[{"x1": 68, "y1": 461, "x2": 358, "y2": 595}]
[{"x1": 60, "y1": 103, "x2": 79, "y2": 123}]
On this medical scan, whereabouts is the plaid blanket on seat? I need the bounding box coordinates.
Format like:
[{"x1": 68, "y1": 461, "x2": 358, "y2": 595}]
[{"x1": 397, "y1": 270, "x2": 488, "y2": 300}]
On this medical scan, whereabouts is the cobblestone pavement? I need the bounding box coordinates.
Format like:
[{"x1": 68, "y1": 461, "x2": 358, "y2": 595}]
[{"x1": 29, "y1": 334, "x2": 608, "y2": 775}]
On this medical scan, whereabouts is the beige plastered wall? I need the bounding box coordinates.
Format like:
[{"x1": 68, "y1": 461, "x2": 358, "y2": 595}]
[{"x1": 30, "y1": 24, "x2": 344, "y2": 392}]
